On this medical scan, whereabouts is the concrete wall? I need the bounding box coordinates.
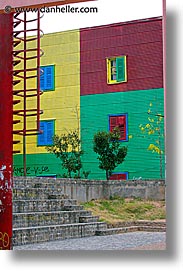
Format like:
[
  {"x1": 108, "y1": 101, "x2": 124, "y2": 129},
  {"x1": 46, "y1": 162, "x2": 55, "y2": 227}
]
[{"x1": 14, "y1": 177, "x2": 165, "y2": 202}]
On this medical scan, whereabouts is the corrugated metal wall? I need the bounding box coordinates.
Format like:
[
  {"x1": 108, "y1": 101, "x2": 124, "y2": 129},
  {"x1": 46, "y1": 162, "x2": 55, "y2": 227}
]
[
  {"x1": 81, "y1": 88, "x2": 165, "y2": 179},
  {"x1": 80, "y1": 17, "x2": 165, "y2": 180},
  {"x1": 80, "y1": 17, "x2": 163, "y2": 95},
  {"x1": 13, "y1": 30, "x2": 81, "y2": 176},
  {"x1": 13, "y1": 17, "x2": 165, "y2": 180}
]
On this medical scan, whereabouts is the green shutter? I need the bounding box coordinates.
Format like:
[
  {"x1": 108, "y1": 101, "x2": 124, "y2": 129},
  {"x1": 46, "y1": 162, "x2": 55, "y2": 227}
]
[{"x1": 116, "y1": 56, "x2": 126, "y2": 82}]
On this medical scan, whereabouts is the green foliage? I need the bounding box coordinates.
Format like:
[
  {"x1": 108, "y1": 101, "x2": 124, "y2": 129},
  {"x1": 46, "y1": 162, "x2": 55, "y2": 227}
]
[
  {"x1": 46, "y1": 130, "x2": 83, "y2": 178},
  {"x1": 139, "y1": 102, "x2": 164, "y2": 178},
  {"x1": 139, "y1": 102, "x2": 164, "y2": 155},
  {"x1": 82, "y1": 170, "x2": 91, "y2": 179},
  {"x1": 93, "y1": 128, "x2": 127, "y2": 179}
]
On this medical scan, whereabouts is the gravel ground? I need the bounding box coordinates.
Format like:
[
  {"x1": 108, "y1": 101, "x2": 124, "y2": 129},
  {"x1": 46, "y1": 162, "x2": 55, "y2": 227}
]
[{"x1": 13, "y1": 232, "x2": 166, "y2": 251}]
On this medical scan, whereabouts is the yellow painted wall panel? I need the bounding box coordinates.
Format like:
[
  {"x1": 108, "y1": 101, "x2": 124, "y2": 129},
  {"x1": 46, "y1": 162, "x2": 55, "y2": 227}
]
[
  {"x1": 40, "y1": 53, "x2": 80, "y2": 65},
  {"x1": 56, "y1": 64, "x2": 80, "y2": 76},
  {"x1": 41, "y1": 31, "x2": 80, "y2": 46},
  {"x1": 13, "y1": 29, "x2": 80, "y2": 155},
  {"x1": 42, "y1": 43, "x2": 79, "y2": 56},
  {"x1": 55, "y1": 75, "x2": 80, "y2": 88}
]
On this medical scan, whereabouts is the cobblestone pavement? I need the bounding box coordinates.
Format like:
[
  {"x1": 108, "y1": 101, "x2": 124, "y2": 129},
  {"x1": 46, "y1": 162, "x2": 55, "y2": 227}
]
[{"x1": 13, "y1": 232, "x2": 166, "y2": 250}]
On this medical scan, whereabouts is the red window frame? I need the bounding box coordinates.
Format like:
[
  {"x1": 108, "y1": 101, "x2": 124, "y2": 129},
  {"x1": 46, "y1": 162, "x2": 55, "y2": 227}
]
[
  {"x1": 109, "y1": 172, "x2": 128, "y2": 180},
  {"x1": 109, "y1": 114, "x2": 128, "y2": 141}
]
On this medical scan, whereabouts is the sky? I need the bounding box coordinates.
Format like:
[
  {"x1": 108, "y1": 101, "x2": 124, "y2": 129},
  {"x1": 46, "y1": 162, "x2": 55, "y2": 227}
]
[{"x1": 24, "y1": 0, "x2": 163, "y2": 34}]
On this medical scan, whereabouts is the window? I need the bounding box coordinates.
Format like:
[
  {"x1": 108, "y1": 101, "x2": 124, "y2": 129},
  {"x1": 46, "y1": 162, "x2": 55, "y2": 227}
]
[
  {"x1": 107, "y1": 56, "x2": 127, "y2": 84},
  {"x1": 37, "y1": 120, "x2": 55, "y2": 146},
  {"x1": 40, "y1": 65, "x2": 55, "y2": 91},
  {"x1": 109, "y1": 172, "x2": 128, "y2": 180},
  {"x1": 109, "y1": 114, "x2": 128, "y2": 141}
]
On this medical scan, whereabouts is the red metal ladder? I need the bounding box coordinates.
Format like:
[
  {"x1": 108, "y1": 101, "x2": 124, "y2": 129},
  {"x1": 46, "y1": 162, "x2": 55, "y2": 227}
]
[{"x1": 12, "y1": 11, "x2": 44, "y2": 176}]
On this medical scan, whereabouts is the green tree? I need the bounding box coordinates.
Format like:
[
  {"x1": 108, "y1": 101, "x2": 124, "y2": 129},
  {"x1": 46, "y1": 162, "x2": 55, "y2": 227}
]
[
  {"x1": 46, "y1": 130, "x2": 83, "y2": 178},
  {"x1": 93, "y1": 128, "x2": 127, "y2": 180},
  {"x1": 139, "y1": 102, "x2": 165, "y2": 179}
]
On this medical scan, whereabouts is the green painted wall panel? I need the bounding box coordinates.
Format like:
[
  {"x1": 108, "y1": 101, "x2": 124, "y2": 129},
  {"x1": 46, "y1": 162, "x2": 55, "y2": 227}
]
[
  {"x1": 13, "y1": 88, "x2": 165, "y2": 180},
  {"x1": 13, "y1": 154, "x2": 63, "y2": 177},
  {"x1": 80, "y1": 88, "x2": 165, "y2": 180}
]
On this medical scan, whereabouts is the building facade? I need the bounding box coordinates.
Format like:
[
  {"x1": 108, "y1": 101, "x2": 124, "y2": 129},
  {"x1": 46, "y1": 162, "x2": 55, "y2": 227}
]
[{"x1": 13, "y1": 17, "x2": 165, "y2": 180}]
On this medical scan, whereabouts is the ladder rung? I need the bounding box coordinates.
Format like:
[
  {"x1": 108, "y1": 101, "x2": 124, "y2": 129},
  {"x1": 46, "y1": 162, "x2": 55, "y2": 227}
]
[
  {"x1": 14, "y1": 13, "x2": 21, "y2": 19},
  {"x1": 13, "y1": 130, "x2": 22, "y2": 134},
  {"x1": 13, "y1": 151, "x2": 21, "y2": 154},
  {"x1": 13, "y1": 40, "x2": 21, "y2": 47},
  {"x1": 13, "y1": 21, "x2": 21, "y2": 28},
  {"x1": 13, "y1": 60, "x2": 21, "y2": 66},
  {"x1": 13, "y1": 120, "x2": 21, "y2": 124},
  {"x1": 13, "y1": 88, "x2": 38, "y2": 95},
  {"x1": 13, "y1": 67, "x2": 38, "y2": 73},
  {"x1": 13, "y1": 100, "x2": 21, "y2": 105},
  {"x1": 13, "y1": 80, "x2": 21, "y2": 86},
  {"x1": 13, "y1": 140, "x2": 20, "y2": 144}
]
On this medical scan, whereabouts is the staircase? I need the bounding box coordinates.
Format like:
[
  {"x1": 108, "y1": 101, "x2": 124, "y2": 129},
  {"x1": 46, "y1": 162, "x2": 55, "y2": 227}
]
[{"x1": 13, "y1": 178, "x2": 107, "y2": 246}]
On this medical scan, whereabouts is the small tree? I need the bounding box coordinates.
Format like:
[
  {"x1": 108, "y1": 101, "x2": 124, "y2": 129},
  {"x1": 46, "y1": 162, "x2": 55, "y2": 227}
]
[
  {"x1": 93, "y1": 128, "x2": 127, "y2": 180},
  {"x1": 46, "y1": 130, "x2": 83, "y2": 178}
]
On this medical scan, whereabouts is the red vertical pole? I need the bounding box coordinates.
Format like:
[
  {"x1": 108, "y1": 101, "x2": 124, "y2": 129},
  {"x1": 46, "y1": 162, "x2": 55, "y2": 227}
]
[
  {"x1": 37, "y1": 10, "x2": 41, "y2": 132},
  {"x1": 23, "y1": 12, "x2": 27, "y2": 177},
  {"x1": 0, "y1": 13, "x2": 13, "y2": 250}
]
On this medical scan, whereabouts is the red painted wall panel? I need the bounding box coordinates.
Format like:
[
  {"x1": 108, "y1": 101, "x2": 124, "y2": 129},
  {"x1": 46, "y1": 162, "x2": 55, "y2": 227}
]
[
  {"x1": 0, "y1": 13, "x2": 13, "y2": 249},
  {"x1": 80, "y1": 17, "x2": 163, "y2": 95},
  {"x1": 81, "y1": 18, "x2": 162, "y2": 41}
]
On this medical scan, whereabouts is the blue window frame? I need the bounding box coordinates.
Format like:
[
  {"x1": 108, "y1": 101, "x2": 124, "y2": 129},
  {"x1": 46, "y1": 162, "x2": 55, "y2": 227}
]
[
  {"x1": 109, "y1": 113, "x2": 128, "y2": 141},
  {"x1": 40, "y1": 65, "x2": 55, "y2": 91},
  {"x1": 37, "y1": 120, "x2": 55, "y2": 146}
]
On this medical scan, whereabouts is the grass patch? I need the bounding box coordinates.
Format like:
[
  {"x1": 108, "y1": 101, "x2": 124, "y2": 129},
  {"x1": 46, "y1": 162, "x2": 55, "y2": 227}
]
[{"x1": 81, "y1": 198, "x2": 166, "y2": 224}]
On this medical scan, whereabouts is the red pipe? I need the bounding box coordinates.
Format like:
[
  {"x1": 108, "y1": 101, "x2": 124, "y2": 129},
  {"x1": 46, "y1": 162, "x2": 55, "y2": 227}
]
[
  {"x1": 0, "y1": 13, "x2": 13, "y2": 250},
  {"x1": 37, "y1": 10, "x2": 41, "y2": 133}
]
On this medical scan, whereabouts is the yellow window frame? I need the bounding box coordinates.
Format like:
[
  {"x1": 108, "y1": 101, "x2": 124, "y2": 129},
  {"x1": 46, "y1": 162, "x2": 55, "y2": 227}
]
[{"x1": 106, "y1": 56, "x2": 127, "y2": 84}]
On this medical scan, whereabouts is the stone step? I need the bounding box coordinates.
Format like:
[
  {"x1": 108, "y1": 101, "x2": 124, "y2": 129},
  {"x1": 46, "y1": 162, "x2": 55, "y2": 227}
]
[
  {"x1": 107, "y1": 220, "x2": 166, "y2": 228},
  {"x1": 13, "y1": 210, "x2": 93, "y2": 228},
  {"x1": 13, "y1": 181, "x2": 65, "y2": 189},
  {"x1": 62, "y1": 205, "x2": 84, "y2": 211},
  {"x1": 79, "y1": 215, "x2": 99, "y2": 223},
  {"x1": 13, "y1": 222, "x2": 107, "y2": 246},
  {"x1": 95, "y1": 225, "x2": 166, "y2": 236},
  {"x1": 13, "y1": 178, "x2": 58, "y2": 188},
  {"x1": 13, "y1": 178, "x2": 109, "y2": 246},
  {"x1": 13, "y1": 178, "x2": 67, "y2": 188},
  {"x1": 13, "y1": 199, "x2": 78, "y2": 213},
  {"x1": 13, "y1": 188, "x2": 68, "y2": 200}
]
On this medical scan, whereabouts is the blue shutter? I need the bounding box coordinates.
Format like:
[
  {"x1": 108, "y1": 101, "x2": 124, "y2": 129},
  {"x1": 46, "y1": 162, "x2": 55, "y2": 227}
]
[
  {"x1": 40, "y1": 67, "x2": 45, "y2": 91},
  {"x1": 116, "y1": 56, "x2": 126, "y2": 82},
  {"x1": 38, "y1": 121, "x2": 46, "y2": 146},
  {"x1": 46, "y1": 121, "x2": 54, "y2": 145},
  {"x1": 38, "y1": 120, "x2": 54, "y2": 146},
  {"x1": 40, "y1": 65, "x2": 54, "y2": 91},
  {"x1": 45, "y1": 66, "x2": 53, "y2": 90}
]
